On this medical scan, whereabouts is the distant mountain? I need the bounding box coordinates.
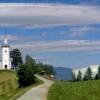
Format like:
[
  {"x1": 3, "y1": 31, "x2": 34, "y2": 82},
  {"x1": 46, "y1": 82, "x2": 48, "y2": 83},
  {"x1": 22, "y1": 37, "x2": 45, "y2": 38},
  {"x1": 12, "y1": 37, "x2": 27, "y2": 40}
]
[{"x1": 54, "y1": 67, "x2": 72, "y2": 80}]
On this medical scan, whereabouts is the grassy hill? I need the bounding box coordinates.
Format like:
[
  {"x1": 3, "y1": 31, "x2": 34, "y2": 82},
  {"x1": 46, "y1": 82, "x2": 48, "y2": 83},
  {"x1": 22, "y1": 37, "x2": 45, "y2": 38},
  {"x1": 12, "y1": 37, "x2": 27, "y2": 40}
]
[
  {"x1": 0, "y1": 70, "x2": 18, "y2": 99},
  {"x1": 0, "y1": 70, "x2": 17, "y2": 82},
  {"x1": 48, "y1": 80, "x2": 100, "y2": 100},
  {"x1": 0, "y1": 70, "x2": 42, "y2": 100}
]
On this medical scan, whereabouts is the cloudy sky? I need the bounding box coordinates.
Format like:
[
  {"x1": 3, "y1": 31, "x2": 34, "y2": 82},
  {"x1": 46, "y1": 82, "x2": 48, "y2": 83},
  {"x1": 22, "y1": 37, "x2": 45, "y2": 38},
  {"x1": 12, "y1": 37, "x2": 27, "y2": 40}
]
[{"x1": 0, "y1": 0, "x2": 100, "y2": 68}]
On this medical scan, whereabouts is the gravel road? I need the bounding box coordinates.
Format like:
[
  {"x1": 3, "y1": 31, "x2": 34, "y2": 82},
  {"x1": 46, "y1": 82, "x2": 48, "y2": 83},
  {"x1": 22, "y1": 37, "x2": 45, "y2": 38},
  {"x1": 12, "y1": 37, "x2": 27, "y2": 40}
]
[{"x1": 17, "y1": 75, "x2": 54, "y2": 100}]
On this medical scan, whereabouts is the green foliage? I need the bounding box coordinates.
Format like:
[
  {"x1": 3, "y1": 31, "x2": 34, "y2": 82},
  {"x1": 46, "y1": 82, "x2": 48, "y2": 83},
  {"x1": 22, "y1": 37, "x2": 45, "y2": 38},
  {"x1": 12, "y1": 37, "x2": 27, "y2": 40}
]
[
  {"x1": 87, "y1": 67, "x2": 92, "y2": 80},
  {"x1": 83, "y1": 67, "x2": 92, "y2": 81},
  {"x1": 24, "y1": 55, "x2": 55, "y2": 75},
  {"x1": 37, "y1": 63, "x2": 55, "y2": 75},
  {"x1": 96, "y1": 66, "x2": 100, "y2": 79},
  {"x1": 72, "y1": 72, "x2": 76, "y2": 81},
  {"x1": 10, "y1": 49, "x2": 23, "y2": 69},
  {"x1": 43, "y1": 64, "x2": 54, "y2": 75},
  {"x1": 77, "y1": 70, "x2": 82, "y2": 81},
  {"x1": 25, "y1": 55, "x2": 37, "y2": 74},
  {"x1": 98, "y1": 66, "x2": 100, "y2": 79},
  {"x1": 17, "y1": 63, "x2": 35, "y2": 87},
  {"x1": 0, "y1": 70, "x2": 42, "y2": 100},
  {"x1": 48, "y1": 80, "x2": 100, "y2": 100},
  {"x1": 83, "y1": 73, "x2": 88, "y2": 81}
]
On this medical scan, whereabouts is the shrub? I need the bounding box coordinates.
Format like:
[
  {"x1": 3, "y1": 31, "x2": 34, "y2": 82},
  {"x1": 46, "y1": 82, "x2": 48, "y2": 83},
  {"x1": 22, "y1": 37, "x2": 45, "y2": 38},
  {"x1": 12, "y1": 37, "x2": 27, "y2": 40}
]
[{"x1": 17, "y1": 64, "x2": 35, "y2": 87}]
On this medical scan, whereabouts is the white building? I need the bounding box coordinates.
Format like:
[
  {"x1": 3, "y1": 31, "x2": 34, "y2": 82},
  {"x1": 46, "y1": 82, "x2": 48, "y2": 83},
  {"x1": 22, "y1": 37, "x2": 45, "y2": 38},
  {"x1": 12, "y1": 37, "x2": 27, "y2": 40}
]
[
  {"x1": 0, "y1": 34, "x2": 11, "y2": 70},
  {"x1": 72, "y1": 65, "x2": 100, "y2": 79}
]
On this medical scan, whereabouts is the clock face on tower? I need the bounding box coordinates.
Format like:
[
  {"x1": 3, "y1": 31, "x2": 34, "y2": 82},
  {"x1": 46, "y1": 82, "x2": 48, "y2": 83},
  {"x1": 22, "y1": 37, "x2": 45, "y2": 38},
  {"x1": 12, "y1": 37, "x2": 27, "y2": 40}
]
[
  {"x1": 3, "y1": 48, "x2": 8, "y2": 54},
  {"x1": 5, "y1": 50, "x2": 7, "y2": 53}
]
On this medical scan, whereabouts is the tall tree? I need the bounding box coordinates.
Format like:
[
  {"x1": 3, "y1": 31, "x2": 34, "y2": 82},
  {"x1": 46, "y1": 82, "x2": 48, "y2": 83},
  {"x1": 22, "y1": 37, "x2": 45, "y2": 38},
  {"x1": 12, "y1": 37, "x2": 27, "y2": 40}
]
[
  {"x1": 10, "y1": 49, "x2": 23, "y2": 69},
  {"x1": 25, "y1": 55, "x2": 37, "y2": 73},
  {"x1": 77, "y1": 70, "x2": 82, "y2": 81},
  {"x1": 96, "y1": 66, "x2": 100, "y2": 79},
  {"x1": 72, "y1": 72, "x2": 76, "y2": 81},
  {"x1": 83, "y1": 72, "x2": 88, "y2": 81},
  {"x1": 87, "y1": 67, "x2": 92, "y2": 80},
  {"x1": 97, "y1": 66, "x2": 100, "y2": 79}
]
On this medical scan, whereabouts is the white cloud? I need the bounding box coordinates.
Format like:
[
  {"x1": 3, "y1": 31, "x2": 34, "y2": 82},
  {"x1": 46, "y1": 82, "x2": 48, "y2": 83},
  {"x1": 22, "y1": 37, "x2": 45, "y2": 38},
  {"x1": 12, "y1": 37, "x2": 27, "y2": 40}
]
[
  {"x1": 0, "y1": 34, "x2": 19, "y2": 41},
  {"x1": 0, "y1": 3, "x2": 99, "y2": 28},
  {"x1": 68, "y1": 26, "x2": 100, "y2": 37},
  {"x1": 11, "y1": 39, "x2": 100, "y2": 53}
]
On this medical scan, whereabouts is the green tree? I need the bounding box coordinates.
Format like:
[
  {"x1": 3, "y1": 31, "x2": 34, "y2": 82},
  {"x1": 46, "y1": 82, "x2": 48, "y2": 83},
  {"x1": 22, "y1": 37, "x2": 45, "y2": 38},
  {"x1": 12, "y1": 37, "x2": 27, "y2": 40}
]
[
  {"x1": 77, "y1": 70, "x2": 82, "y2": 81},
  {"x1": 10, "y1": 49, "x2": 23, "y2": 69},
  {"x1": 95, "y1": 66, "x2": 100, "y2": 79},
  {"x1": 83, "y1": 72, "x2": 88, "y2": 81},
  {"x1": 43, "y1": 64, "x2": 54, "y2": 75},
  {"x1": 72, "y1": 72, "x2": 76, "y2": 81},
  {"x1": 87, "y1": 67, "x2": 92, "y2": 80},
  {"x1": 97, "y1": 66, "x2": 100, "y2": 79},
  {"x1": 17, "y1": 63, "x2": 35, "y2": 87},
  {"x1": 25, "y1": 55, "x2": 38, "y2": 74}
]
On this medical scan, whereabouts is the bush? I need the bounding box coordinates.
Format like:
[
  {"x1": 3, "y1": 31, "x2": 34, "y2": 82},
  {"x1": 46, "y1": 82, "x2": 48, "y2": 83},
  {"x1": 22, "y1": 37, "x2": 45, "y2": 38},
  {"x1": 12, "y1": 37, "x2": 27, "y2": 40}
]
[{"x1": 17, "y1": 64, "x2": 35, "y2": 87}]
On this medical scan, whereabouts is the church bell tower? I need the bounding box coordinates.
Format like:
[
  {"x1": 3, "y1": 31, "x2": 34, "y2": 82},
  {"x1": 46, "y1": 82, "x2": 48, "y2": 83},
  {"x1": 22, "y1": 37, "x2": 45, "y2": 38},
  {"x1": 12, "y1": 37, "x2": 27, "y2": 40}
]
[{"x1": 1, "y1": 34, "x2": 11, "y2": 70}]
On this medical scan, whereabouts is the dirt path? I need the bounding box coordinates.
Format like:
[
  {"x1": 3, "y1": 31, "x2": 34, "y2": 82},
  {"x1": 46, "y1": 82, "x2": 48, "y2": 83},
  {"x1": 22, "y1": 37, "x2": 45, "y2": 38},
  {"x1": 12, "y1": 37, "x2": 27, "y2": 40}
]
[{"x1": 17, "y1": 75, "x2": 54, "y2": 100}]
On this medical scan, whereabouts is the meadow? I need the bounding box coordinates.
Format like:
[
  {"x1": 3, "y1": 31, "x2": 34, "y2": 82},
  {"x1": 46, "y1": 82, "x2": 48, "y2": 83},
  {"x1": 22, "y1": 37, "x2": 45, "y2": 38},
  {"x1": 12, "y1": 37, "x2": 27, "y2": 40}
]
[
  {"x1": 48, "y1": 80, "x2": 100, "y2": 100},
  {"x1": 0, "y1": 70, "x2": 42, "y2": 100}
]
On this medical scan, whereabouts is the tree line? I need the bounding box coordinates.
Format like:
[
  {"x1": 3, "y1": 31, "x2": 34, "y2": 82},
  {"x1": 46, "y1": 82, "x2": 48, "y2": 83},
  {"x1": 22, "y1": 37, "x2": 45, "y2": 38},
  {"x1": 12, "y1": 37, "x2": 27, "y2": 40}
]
[
  {"x1": 72, "y1": 67, "x2": 100, "y2": 81},
  {"x1": 10, "y1": 49, "x2": 54, "y2": 87}
]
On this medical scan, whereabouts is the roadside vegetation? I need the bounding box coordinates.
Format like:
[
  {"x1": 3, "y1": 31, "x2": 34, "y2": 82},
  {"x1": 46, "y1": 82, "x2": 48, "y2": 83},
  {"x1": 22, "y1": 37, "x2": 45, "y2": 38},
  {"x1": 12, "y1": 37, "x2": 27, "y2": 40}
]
[
  {"x1": 0, "y1": 48, "x2": 54, "y2": 99},
  {"x1": 48, "y1": 80, "x2": 100, "y2": 100},
  {"x1": 0, "y1": 70, "x2": 42, "y2": 100}
]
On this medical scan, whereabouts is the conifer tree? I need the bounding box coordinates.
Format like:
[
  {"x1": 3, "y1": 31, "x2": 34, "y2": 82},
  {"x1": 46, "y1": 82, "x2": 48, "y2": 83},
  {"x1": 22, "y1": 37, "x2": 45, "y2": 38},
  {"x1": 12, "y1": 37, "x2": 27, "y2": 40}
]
[
  {"x1": 83, "y1": 72, "x2": 88, "y2": 81},
  {"x1": 72, "y1": 72, "x2": 76, "y2": 81},
  {"x1": 96, "y1": 66, "x2": 100, "y2": 79},
  {"x1": 87, "y1": 67, "x2": 92, "y2": 80},
  {"x1": 77, "y1": 70, "x2": 82, "y2": 81}
]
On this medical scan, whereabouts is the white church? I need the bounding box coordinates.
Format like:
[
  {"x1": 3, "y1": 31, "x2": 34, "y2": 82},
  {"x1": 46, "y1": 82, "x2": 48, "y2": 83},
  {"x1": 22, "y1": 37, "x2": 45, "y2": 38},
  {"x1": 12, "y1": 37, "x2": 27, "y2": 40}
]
[{"x1": 0, "y1": 34, "x2": 11, "y2": 70}]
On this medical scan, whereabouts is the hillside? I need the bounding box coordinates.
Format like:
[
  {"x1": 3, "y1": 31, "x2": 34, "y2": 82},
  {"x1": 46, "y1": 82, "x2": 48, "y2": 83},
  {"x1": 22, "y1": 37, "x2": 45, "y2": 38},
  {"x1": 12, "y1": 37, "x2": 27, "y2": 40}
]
[
  {"x1": 0, "y1": 70, "x2": 42, "y2": 100},
  {"x1": 54, "y1": 67, "x2": 72, "y2": 80},
  {"x1": 0, "y1": 70, "x2": 18, "y2": 99},
  {"x1": 0, "y1": 70, "x2": 17, "y2": 82},
  {"x1": 48, "y1": 80, "x2": 100, "y2": 100}
]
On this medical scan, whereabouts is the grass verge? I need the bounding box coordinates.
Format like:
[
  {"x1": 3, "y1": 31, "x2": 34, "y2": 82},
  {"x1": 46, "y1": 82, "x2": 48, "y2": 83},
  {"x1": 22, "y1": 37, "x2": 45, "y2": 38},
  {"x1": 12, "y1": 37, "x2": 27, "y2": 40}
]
[
  {"x1": 48, "y1": 80, "x2": 100, "y2": 100},
  {"x1": 0, "y1": 70, "x2": 43, "y2": 100}
]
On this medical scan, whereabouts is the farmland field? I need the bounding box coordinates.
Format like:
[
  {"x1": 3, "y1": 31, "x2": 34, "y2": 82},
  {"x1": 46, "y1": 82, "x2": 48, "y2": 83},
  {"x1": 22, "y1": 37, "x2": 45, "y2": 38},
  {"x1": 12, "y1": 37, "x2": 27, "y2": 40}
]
[{"x1": 48, "y1": 80, "x2": 100, "y2": 100}]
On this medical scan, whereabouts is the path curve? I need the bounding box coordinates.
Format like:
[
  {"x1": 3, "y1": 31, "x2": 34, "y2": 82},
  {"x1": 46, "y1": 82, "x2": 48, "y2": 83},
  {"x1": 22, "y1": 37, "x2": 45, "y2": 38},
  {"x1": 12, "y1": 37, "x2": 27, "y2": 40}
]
[{"x1": 17, "y1": 75, "x2": 54, "y2": 100}]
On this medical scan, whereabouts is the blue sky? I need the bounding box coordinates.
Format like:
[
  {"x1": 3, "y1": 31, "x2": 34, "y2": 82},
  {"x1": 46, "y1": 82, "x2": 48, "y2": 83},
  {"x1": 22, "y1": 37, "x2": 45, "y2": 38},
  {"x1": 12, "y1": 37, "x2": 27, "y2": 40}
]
[{"x1": 0, "y1": 1, "x2": 100, "y2": 68}]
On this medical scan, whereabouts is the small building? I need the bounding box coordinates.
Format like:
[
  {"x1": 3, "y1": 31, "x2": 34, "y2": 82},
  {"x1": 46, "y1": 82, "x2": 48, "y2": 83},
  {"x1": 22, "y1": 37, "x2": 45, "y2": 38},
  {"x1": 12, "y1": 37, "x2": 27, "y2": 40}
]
[{"x1": 0, "y1": 34, "x2": 11, "y2": 70}]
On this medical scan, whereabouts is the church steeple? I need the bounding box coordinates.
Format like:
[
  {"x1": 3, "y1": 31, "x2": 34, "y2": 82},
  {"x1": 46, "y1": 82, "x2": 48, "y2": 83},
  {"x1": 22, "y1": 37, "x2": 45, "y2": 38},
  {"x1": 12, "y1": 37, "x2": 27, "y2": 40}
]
[
  {"x1": 4, "y1": 33, "x2": 8, "y2": 44},
  {"x1": 1, "y1": 32, "x2": 10, "y2": 47},
  {"x1": 1, "y1": 33, "x2": 11, "y2": 70}
]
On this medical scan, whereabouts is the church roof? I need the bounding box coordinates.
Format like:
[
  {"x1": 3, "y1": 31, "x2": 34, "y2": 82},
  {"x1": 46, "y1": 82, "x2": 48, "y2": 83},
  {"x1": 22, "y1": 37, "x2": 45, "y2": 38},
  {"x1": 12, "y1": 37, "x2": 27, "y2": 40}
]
[{"x1": 1, "y1": 34, "x2": 10, "y2": 47}]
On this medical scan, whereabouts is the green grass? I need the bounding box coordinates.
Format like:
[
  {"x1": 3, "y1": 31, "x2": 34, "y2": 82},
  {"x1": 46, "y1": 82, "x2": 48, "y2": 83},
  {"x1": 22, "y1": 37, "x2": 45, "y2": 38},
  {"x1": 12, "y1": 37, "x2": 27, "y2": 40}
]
[
  {"x1": 48, "y1": 80, "x2": 100, "y2": 100},
  {"x1": 0, "y1": 70, "x2": 43, "y2": 100}
]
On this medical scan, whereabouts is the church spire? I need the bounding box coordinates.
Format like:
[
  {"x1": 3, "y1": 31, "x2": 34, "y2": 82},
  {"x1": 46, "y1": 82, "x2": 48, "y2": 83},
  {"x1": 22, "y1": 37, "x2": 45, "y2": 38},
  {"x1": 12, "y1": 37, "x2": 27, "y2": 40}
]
[
  {"x1": 1, "y1": 31, "x2": 10, "y2": 48},
  {"x1": 4, "y1": 31, "x2": 8, "y2": 44}
]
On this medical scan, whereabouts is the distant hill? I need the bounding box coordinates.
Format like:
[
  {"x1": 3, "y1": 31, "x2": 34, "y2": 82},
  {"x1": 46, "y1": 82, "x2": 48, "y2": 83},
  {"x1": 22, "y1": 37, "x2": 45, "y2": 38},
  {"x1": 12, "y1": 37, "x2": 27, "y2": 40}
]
[{"x1": 54, "y1": 67, "x2": 72, "y2": 80}]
